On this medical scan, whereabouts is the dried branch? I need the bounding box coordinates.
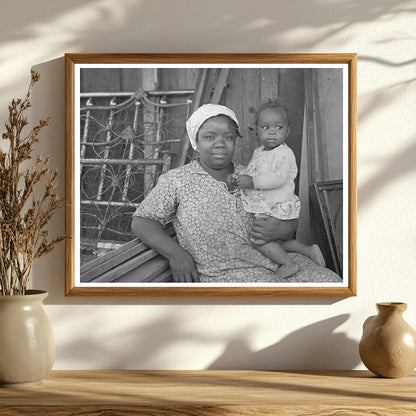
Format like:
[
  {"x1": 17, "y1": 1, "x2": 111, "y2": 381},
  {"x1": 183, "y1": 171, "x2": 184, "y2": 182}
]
[{"x1": 0, "y1": 71, "x2": 66, "y2": 295}]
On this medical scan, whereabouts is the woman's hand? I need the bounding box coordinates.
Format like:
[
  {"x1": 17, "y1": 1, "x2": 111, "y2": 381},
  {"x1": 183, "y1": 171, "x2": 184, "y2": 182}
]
[
  {"x1": 132, "y1": 216, "x2": 200, "y2": 283},
  {"x1": 237, "y1": 174, "x2": 254, "y2": 189},
  {"x1": 250, "y1": 215, "x2": 298, "y2": 243},
  {"x1": 168, "y1": 246, "x2": 200, "y2": 283}
]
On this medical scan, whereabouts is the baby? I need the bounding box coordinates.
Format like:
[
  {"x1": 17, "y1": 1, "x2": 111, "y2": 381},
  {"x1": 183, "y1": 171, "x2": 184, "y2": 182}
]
[{"x1": 232, "y1": 100, "x2": 325, "y2": 278}]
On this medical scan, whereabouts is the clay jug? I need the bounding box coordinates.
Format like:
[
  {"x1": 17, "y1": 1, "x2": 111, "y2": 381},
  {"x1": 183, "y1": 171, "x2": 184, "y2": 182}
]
[
  {"x1": 359, "y1": 302, "x2": 416, "y2": 378},
  {"x1": 0, "y1": 290, "x2": 55, "y2": 387}
]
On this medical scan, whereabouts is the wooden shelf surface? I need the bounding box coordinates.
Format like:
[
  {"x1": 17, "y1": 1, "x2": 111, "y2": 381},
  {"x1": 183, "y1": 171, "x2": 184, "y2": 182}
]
[{"x1": 0, "y1": 370, "x2": 415, "y2": 415}]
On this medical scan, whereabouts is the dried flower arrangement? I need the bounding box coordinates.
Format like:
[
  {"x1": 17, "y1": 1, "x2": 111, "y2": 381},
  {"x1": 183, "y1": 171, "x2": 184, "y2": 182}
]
[{"x1": 0, "y1": 71, "x2": 65, "y2": 295}]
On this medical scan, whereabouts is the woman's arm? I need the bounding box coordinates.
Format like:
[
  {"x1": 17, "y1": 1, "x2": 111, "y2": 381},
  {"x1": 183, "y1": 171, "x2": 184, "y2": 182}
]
[
  {"x1": 131, "y1": 216, "x2": 199, "y2": 282},
  {"x1": 250, "y1": 215, "x2": 298, "y2": 243}
]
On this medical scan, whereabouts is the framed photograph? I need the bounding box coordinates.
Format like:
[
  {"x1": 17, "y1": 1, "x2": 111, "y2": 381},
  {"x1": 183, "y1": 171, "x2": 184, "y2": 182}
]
[{"x1": 65, "y1": 53, "x2": 356, "y2": 296}]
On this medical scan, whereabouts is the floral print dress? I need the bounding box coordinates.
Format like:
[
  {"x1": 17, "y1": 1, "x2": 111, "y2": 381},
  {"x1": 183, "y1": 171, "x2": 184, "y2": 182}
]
[{"x1": 133, "y1": 160, "x2": 341, "y2": 283}]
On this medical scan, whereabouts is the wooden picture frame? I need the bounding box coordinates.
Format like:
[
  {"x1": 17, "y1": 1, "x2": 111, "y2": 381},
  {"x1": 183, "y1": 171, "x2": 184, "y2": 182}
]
[{"x1": 65, "y1": 53, "x2": 356, "y2": 296}]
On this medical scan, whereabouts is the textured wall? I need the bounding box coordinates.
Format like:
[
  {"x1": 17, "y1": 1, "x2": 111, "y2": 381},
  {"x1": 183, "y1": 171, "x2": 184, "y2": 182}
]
[{"x1": 0, "y1": 0, "x2": 415, "y2": 370}]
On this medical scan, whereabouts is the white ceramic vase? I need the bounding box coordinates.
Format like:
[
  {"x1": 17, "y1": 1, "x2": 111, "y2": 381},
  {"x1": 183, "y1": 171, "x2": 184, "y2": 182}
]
[{"x1": 0, "y1": 290, "x2": 55, "y2": 387}]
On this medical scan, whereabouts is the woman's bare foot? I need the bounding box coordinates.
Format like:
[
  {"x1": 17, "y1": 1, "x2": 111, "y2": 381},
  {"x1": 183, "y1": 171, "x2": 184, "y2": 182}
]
[
  {"x1": 306, "y1": 244, "x2": 326, "y2": 266},
  {"x1": 277, "y1": 262, "x2": 300, "y2": 279}
]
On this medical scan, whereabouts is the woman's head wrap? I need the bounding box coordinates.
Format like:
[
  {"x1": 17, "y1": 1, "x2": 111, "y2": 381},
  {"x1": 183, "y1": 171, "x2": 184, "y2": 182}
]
[{"x1": 186, "y1": 104, "x2": 240, "y2": 150}]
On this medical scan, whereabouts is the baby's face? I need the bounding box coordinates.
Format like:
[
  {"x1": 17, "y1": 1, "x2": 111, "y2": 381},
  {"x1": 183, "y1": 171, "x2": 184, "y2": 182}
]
[
  {"x1": 257, "y1": 108, "x2": 290, "y2": 150},
  {"x1": 196, "y1": 115, "x2": 237, "y2": 169}
]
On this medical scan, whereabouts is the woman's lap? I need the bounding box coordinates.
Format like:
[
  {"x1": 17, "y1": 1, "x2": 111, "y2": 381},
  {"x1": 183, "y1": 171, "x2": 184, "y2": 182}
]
[
  {"x1": 283, "y1": 253, "x2": 342, "y2": 283},
  {"x1": 198, "y1": 253, "x2": 341, "y2": 283}
]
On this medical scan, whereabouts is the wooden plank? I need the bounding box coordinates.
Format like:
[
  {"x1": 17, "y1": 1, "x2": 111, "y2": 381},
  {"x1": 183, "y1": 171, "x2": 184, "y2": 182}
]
[
  {"x1": 211, "y1": 68, "x2": 230, "y2": 104},
  {"x1": 311, "y1": 181, "x2": 343, "y2": 276},
  {"x1": 89, "y1": 249, "x2": 160, "y2": 282},
  {"x1": 316, "y1": 67, "x2": 344, "y2": 180},
  {"x1": 159, "y1": 68, "x2": 197, "y2": 168},
  {"x1": 150, "y1": 268, "x2": 173, "y2": 282},
  {"x1": 96, "y1": 97, "x2": 117, "y2": 202},
  {"x1": 80, "y1": 68, "x2": 122, "y2": 93},
  {"x1": 304, "y1": 68, "x2": 318, "y2": 186},
  {"x1": 87, "y1": 234, "x2": 177, "y2": 283},
  {"x1": 142, "y1": 69, "x2": 159, "y2": 195},
  {"x1": 203, "y1": 68, "x2": 218, "y2": 103},
  {"x1": 223, "y1": 69, "x2": 244, "y2": 164},
  {"x1": 142, "y1": 68, "x2": 158, "y2": 91},
  {"x1": 303, "y1": 68, "x2": 330, "y2": 184},
  {"x1": 114, "y1": 256, "x2": 171, "y2": 283},
  {"x1": 312, "y1": 69, "x2": 329, "y2": 181},
  {"x1": 118, "y1": 67, "x2": 143, "y2": 91},
  {"x1": 0, "y1": 370, "x2": 415, "y2": 415},
  {"x1": 279, "y1": 68, "x2": 305, "y2": 194},
  {"x1": 260, "y1": 67, "x2": 278, "y2": 103},
  {"x1": 81, "y1": 225, "x2": 175, "y2": 275},
  {"x1": 2, "y1": 405, "x2": 416, "y2": 416},
  {"x1": 241, "y1": 69, "x2": 261, "y2": 165},
  {"x1": 192, "y1": 68, "x2": 209, "y2": 107}
]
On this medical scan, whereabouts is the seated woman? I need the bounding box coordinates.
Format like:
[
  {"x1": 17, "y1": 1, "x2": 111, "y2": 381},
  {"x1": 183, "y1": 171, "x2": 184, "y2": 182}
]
[{"x1": 131, "y1": 104, "x2": 341, "y2": 283}]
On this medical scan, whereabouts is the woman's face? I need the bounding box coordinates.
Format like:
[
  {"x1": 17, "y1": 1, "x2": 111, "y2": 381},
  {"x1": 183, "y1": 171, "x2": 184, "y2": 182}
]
[{"x1": 196, "y1": 115, "x2": 237, "y2": 169}]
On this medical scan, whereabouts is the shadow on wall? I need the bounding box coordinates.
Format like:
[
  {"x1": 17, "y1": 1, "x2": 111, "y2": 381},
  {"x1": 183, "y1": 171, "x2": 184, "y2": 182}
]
[
  {"x1": 30, "y1": 57, "x2": 67, "y2": 301},
  {"x1": 53, "y1": 308, "x2": 359, "y2": 370},
  {"x1": 358, "y1": 139, "x2": 416, "y2": 209},
  {"x1": 208, "y1": 314, "x2": 360, "y2": 370},
  {"x1": 54, "y1": 311, "x2": 209, "y2": 369},
  {"x1": 0, "y1": 0, "x2": 414, "y2": 97},
  {"x1": 1, "y1": 0, "x2": 413, "y2": 51}
]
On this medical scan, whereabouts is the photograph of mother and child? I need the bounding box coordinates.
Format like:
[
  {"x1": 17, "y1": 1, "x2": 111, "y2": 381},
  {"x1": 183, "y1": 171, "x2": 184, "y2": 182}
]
[
  {"x1": 131, "y1": 68, "x2": 345, "y2": 284},
  {"x1": 79, "y1": 66, "x2": 345, "y2": 285},
  {"x1": 132, "y1": 100, "x2": 339, "y2": 284}
]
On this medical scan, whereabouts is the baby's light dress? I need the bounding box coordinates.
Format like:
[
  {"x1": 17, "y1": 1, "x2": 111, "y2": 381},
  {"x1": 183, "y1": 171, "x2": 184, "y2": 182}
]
[{"x1": 241, "y1": 143, "x2": 301, "y2": 220}]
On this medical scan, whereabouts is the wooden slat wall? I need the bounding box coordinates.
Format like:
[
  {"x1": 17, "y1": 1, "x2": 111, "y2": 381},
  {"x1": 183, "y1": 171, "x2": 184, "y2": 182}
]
[
  {"x1": 159, "y1": 68, "x2": 199, "y2": 91},
  {"x1": 81, "y1": 68, "x2": 198, "y2": 92},
  {"x1": 303, "y1": 68, "x2": 344, "y2": 185},
  {"x1": 314, "y1": 68, "x2": 344, "y2": 181},
  {"x1": 81, "y1": 68, "x2": 143, "y2": 92},
  {"x1": 223, "y1": 68, "x2": 305, "y2": 190},
  {"x1": 80, "y1": 68, "x2": 306, "y2": 174},
  {"x1": 225, "y1": 69, "x2": 259, "y2": 166},
  {"x1": 279, "y1": 69, "x2": 305, "y2": 193},
  {"x1": 159, "y1": 68, "x2": 198, "y2": 168}
]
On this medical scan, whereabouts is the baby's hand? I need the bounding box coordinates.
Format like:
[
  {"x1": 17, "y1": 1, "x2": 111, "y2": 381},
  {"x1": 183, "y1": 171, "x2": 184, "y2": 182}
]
[
  {"x1": 237, "y1": 174, "x2": 254, "y2": 189},
  {"x1": 226, "y1": 173, "x2": 239, "y2": 188}
]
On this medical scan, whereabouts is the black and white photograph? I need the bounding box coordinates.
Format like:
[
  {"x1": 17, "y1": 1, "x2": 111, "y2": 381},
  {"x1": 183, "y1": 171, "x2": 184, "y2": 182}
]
[{"x1": 65, "y1": 54, "x2": 356, "y2": 296}]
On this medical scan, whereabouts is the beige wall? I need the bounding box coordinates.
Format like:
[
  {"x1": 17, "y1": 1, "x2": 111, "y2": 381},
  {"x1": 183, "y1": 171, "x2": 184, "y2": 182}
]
[{"x1": 0, "y1": 0, "x2": 415, "y2": 370}]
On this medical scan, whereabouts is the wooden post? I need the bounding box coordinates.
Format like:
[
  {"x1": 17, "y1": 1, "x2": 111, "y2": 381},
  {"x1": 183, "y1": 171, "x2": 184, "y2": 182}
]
[{"x1": 142, "y1": 69, "x2": 159, "y2": 195}]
